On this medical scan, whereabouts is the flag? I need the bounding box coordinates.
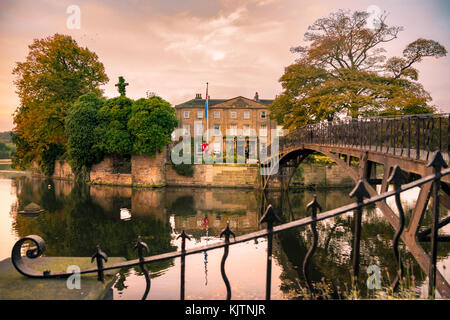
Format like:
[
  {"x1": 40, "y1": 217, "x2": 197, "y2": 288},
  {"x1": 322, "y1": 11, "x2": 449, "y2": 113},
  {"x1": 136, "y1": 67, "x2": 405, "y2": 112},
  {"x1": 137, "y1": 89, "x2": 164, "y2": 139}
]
[{"x1": 204, "y1": 82, "x2": 209, "y2": 118}]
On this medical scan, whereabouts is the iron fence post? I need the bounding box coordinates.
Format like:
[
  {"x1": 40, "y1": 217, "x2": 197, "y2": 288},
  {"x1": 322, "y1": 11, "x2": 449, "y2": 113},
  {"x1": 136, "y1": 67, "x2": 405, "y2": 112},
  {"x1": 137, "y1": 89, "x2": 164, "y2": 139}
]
[
  {"x1": 260, "y1": 205, "x2": 281, "y2": 300},
  {"x1": 134, "y1": 236, "x2": 150, "y2": 300},
  {"x1": 416, "y1": 117, "x2": 420, "y2": 160},
  {"x1": 220, "y1": 222, "x2": 235, "y2": 300},
  {"x1": 349, "y1": 180, "x2": 370, "y2": 286},
  {"x1": 303, "y1": 196, "x2": 321, "y2": 299},
  {"x1": 91, "y1": 245, "x2": 108, "y2": 283},
  {"x1": 426, "y1": 151, "x2": 448, "y2": 298},
  {"x1": 387, "y1": 165, "x2": 407, "y2": 290},
  {"x1": 408, "y1": 117, "x2": 411, "y2": 158},
  {"x1": 177, "y1": 230, "x2": 191, "y2": 300}
]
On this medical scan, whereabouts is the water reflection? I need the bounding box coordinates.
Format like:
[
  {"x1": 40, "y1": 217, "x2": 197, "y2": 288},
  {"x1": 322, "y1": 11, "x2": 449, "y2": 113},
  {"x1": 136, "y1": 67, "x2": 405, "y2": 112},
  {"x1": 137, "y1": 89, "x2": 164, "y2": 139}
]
[{"x1": 3, "y1": 176, "x2": 450, "y2": 299}]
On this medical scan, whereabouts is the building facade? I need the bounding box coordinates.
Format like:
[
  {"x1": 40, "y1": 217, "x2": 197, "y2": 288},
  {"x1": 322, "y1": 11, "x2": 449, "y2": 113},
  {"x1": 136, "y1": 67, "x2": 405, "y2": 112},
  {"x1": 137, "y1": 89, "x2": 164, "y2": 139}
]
[{"x1": 174, "y1": 93, "x2": 283, "y2": 161}]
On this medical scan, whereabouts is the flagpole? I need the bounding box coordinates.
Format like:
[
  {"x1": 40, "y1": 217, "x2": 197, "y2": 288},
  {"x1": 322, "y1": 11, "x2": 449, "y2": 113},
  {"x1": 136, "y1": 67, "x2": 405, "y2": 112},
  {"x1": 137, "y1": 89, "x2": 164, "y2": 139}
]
[{"x1": 206, "y1": 82, "x2": 209, "y2": 144}]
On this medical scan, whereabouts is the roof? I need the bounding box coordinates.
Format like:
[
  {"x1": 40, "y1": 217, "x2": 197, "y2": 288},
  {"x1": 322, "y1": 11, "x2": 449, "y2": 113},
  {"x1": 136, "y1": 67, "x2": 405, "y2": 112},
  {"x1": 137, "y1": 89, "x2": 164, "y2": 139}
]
[{"x1": 175, "y1": 96, "x2": 274, "y2": 109}]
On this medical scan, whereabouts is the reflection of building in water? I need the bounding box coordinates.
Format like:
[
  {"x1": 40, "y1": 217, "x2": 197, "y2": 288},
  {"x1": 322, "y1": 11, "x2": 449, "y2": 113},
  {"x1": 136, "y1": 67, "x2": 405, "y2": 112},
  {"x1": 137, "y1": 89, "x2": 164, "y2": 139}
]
[
  {"x1": 167, "y1": 187, "x2": 260, "y2": 238},
  {"x1": 173, "y1": 211, "x2": 260, "y2": 238}
]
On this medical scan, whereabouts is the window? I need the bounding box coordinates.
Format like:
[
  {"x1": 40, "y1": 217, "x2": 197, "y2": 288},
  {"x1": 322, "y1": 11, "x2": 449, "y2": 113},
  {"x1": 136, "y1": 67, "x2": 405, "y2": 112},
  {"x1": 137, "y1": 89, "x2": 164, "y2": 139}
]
[
  {"x1": 214, "y1": 124, "x2": 221, "y2": 136},
  {"x1": 259, "y1": 124, "x2": 267, "y2": 137},
  {"x1": 214, "y1": 110, "x2": 220, "y2": 119},
  {"x1": 197, "y1": 111, "x2": 203, "y2": 119},
  {"x1": 244, "y1": 111, "x2": 250, "y2": 119},
  {"x1": 194, "y1": 121, "x2": 203, "y2": 136},
  {"x1": 183, "y1": 124, "x2": 190, "y2": 136},
  {"x1": 243, "y1": 124, "x2": 250, "y2": 136},
  {"x1": 229, "y1": 124, "x2": 237, "y2": 136},
  {"x1": 260, "y1": 137, "x2": 267, "y2": 157},
  {"x1": 214, "y1": 142, "x2": 221, "y2": 155},
  {"x1": 195, "y1": 142, "x2": 202, "y2": 155},
  {"x1": 260, "y1": 111, "x2": 266, "y2": 119},
  {"x1": 184, "y1": 111, "x2": 190, "y2": 119},
  {"x1": 230, "y1": 111, "x2": 237, "y2": 119}
]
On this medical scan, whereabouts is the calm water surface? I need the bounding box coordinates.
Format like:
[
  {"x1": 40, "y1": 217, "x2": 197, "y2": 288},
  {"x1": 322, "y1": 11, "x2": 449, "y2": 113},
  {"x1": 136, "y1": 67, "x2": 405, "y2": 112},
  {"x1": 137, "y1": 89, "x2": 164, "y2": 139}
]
[{"x1": 1, "y1": 173, "x2": 450, "y2": 299}]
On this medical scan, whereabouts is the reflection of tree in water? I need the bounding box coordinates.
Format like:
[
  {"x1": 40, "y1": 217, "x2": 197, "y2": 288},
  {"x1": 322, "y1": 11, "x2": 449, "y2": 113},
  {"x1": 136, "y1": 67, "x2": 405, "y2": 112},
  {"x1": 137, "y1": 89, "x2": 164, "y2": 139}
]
[
  {"x1": 170, "y1": 195, "x2": 195, "y2": 216},
  {"x1": 12, "y1": 178, "x2": 176, "y2": 269},
  {"x1": 271, "y1": 191, "x2": 450, "y2": 299}
]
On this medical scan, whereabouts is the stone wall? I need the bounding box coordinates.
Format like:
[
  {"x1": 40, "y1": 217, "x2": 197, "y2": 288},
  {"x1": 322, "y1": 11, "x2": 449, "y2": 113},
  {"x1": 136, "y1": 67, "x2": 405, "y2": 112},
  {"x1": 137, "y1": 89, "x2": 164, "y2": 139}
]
[
  {"x1": 47, "y1": 149, "x2": 374, "y2": 190},
  {"x1": 90, "y1": 156, "x2": 133, "y2": 186},
  {"x1": 165, "y1": 163, "x2": 259, "y2": 188},
  {"x1": 53, "y1": 160, "x2": 74, "y2": 180},
  {"x1": 292, "y1": 162, "x2": 383, "y2": 188},
  {"x1": 132, "y1": 153, "x2": 166, "y2": 187}
]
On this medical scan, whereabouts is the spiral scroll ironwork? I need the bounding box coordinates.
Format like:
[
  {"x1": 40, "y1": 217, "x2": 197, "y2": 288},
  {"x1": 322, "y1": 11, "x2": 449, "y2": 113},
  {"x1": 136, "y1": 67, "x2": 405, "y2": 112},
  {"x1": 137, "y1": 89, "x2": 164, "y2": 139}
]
[{"x1": 11, "y1": 235, "x2": 50, "y2": 278}]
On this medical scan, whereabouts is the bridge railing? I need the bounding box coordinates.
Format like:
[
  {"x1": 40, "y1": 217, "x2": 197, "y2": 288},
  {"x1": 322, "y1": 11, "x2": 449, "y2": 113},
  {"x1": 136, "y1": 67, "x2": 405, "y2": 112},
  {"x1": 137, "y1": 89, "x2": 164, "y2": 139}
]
[
  {"x1": 10, "y1": 152, "x2": 450, "y2": 299},
  {"x1": 277, "y1": 113, "x2": 450, "y2": 162}
]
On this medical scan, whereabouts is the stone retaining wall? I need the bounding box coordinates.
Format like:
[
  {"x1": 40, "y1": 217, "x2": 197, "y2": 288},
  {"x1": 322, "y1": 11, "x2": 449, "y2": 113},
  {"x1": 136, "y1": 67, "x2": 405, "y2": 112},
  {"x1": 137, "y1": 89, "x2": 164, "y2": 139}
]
[
  {"x1": 165, "y1": 163, "x2": 259, "y2": 188},
  {"x1": 47, "y1": 147, "x2": 365, "y2": 189},
  {"x1": 90, "y1": 156, "x2": 132, "y2": 186}
]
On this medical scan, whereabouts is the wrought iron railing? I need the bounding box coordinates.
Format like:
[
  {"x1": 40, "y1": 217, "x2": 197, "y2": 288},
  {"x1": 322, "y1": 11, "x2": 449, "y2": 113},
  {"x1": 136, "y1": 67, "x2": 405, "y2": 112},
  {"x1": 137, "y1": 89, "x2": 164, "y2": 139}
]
[
  {"x1": 11, "y1": 151, "x2": 450, "y2": 299},
  {"x1": 276, "y1": 113, "x2": 450, "y2": 162}
]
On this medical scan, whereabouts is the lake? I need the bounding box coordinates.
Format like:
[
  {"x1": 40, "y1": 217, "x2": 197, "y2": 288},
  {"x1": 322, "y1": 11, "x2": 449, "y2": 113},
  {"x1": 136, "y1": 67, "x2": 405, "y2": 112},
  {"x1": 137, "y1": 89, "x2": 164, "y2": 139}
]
[{"x1": 1, "y1": 173, "x2": 450, "y2": 299}]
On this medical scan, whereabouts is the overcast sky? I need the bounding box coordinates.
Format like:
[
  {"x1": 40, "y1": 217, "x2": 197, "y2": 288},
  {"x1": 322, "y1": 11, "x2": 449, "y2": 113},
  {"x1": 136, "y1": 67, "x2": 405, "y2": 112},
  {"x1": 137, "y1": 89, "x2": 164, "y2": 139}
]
[{"x1": 0, "y1": 0, "x2": 449, "y2": 131}]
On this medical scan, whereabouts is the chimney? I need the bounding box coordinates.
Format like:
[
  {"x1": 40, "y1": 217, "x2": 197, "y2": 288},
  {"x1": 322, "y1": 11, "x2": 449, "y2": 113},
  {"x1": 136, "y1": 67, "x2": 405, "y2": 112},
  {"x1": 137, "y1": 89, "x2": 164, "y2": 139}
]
[
  {"x1": 195, "y1": 93, "x2": 202, "y2": 99},
  {"x1": 254, "y1": 92, "x2": 259, "y2": 101}
]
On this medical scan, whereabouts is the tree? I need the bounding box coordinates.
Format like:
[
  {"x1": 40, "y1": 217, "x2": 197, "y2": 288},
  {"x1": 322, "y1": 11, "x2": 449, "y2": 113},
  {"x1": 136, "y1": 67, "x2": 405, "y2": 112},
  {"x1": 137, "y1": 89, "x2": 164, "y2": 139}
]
[
  {"x1": 12, "y1": 33, "x2": 108, "y2": 172},
  {"x1": 128, "y1": 96, "x2": 178, "y2": 156},
  {"x1": 270, "y1": 10, "x2": 447, "y2": 130},
  {"x1": 94, "y1": 96, "x2": 134, "y2": 156},
  {"x1": 65, "y1": 93, "x2": 105, "y2": 180}
]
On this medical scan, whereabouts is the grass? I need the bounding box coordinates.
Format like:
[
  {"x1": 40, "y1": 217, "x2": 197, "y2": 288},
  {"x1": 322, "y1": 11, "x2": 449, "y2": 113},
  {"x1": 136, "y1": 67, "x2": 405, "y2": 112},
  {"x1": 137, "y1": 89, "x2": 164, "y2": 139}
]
[{"x1": 284, "y1": 263, "x2": 432, "y2": 300}]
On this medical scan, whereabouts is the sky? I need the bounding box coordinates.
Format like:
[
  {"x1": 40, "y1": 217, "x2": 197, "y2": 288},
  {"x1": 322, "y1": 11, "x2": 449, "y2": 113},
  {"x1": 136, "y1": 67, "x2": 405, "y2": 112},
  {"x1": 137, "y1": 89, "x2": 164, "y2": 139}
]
[{"x1": 0, "y1": 0, "x2": 449, "y2": 131}]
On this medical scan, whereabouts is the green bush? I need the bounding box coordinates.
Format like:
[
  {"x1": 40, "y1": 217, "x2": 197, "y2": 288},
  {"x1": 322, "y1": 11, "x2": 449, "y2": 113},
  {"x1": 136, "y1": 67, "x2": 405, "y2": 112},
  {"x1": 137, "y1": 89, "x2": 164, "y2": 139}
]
[
  {"x1": 39, "y1": 143, "x2": 65, "y2": 176},
  {"x1": 128, "y1": 97, "x2": 178, "y2": 156},
  {"x1": 172, "y1": 162, "x2": 194, "y2": 177},
  {"x1": 65, "y1": 93, "x2": 105, "y2": 178}
]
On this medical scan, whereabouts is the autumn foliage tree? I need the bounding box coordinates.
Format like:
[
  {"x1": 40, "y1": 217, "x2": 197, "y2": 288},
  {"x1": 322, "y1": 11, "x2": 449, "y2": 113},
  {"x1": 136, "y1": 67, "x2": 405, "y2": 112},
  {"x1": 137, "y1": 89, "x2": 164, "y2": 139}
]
[
  {"x1": 12, "y1": 34, "x2": 108, "y2": 172},
  {"x1": 270, "y1": 10, "x2": 447, "y2": 130}
]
